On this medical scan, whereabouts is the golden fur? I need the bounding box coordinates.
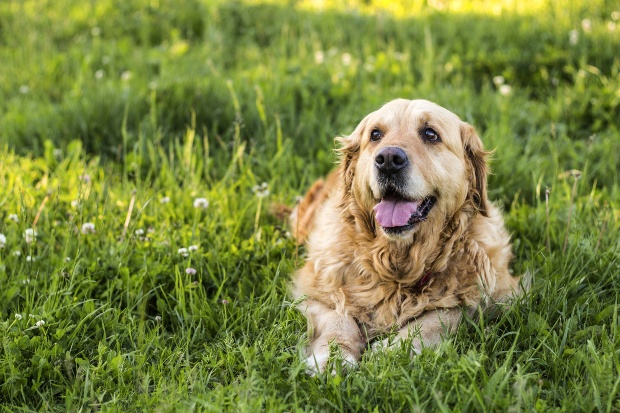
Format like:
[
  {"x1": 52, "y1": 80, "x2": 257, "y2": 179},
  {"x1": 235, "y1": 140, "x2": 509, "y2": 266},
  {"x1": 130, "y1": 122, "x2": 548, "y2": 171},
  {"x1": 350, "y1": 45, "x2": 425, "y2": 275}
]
[{"x1": 290, "y1": 99, "x2": 524, "y2": 374}]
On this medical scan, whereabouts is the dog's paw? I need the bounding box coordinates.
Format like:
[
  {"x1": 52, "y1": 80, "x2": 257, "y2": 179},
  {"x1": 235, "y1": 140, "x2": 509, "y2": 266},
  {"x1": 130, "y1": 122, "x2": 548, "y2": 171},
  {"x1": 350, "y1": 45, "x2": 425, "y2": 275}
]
[
  {"x1": 370, "y1": 337, "x2": 421, "y2": 356},
  {"x1": 304, "y1": 350, "x2": 330, "y2": 376},
  {"x1": 370, "y1": 337, "x2": 396, "y2": 353},
  {"x1": 304, "y1": 350, "x2": 358, "y2": 376},
  {"x1": 370, "y1": 337, "x2": 388, "y2": 352},
  {"x1": 332, "y1": 352, "x2": 358, "y2": 376}
]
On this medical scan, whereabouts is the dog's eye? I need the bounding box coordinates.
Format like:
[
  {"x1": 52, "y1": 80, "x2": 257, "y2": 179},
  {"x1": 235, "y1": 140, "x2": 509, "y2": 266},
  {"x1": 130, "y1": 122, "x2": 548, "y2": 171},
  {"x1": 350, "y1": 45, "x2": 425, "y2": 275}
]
[
  {"x1": 370, "y1": 129, "x2": 383, "y2": 142},
  {"x1": 423, "y1": 128, "x2": 441, "y2": 143}
]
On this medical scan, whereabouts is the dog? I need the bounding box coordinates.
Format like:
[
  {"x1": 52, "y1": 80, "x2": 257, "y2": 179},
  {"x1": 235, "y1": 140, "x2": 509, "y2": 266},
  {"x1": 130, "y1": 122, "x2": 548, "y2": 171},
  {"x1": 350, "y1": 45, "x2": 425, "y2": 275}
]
[{"x1": 290, "y1": 98, "x2": 525, "y2": 374}]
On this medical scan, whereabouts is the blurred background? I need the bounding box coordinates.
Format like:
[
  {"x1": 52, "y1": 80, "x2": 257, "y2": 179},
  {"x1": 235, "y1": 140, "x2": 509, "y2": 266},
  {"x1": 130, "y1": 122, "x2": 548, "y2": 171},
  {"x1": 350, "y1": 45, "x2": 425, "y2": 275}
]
[{"x1": 1, "y1": 0, "x2": 618, "y2": 194}]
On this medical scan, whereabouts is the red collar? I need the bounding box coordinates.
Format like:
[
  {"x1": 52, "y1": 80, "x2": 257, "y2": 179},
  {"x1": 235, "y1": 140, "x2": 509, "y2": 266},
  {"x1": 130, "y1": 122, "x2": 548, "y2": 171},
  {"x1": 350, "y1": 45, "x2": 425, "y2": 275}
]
[{"x1": 417, "y1": 271, "x2": 433, "y2": 289}]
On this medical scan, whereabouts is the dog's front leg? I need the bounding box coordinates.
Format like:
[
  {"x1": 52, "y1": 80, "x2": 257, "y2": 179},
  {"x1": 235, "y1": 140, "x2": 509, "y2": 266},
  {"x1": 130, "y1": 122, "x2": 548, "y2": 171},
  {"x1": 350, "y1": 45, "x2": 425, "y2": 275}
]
[
  {"x1": 373, "y1": 307, "x2": 462, "y2": 354},
  {"x1": 300, "y1": 299, "x2": 365, "y2": 375}
]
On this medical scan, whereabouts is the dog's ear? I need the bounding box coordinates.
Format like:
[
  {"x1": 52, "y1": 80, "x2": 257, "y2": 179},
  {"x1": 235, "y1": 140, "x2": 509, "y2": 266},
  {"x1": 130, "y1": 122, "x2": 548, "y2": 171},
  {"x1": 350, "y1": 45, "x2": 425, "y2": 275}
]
[
  {"x1": 461, "y1": 123, "x2": 490, "y2": 217},
  {"x1": 335, "y1": 115, "x2": 370, "y2": 189}
]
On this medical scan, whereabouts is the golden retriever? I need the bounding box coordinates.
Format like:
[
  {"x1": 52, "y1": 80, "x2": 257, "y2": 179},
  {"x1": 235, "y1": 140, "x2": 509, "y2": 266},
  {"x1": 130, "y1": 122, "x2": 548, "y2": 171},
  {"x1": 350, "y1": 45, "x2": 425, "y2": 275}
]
[{"x1": 290, "y1": 98, "x2": 524, "y2": 374}]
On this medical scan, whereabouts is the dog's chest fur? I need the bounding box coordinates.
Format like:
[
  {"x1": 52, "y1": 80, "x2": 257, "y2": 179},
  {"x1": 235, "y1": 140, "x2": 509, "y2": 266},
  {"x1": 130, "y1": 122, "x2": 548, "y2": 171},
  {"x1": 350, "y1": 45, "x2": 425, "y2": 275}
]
[{"x1": 301, "y1": 209, "x2": 492, "y2": 336}]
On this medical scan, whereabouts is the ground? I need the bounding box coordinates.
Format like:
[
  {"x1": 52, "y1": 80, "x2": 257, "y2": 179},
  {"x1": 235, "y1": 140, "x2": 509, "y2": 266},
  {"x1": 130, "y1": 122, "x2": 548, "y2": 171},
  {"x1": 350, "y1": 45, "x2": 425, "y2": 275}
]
[{"x1": 0, "y1": 0, "x2": 619, "y2": 411}]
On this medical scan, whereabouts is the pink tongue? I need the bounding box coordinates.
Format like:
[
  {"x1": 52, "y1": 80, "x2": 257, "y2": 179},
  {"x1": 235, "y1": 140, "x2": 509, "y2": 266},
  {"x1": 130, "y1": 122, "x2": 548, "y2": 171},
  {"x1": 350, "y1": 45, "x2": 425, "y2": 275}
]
[{"x1": 373, "y1": 198, "x2": 420, "y2": 228}]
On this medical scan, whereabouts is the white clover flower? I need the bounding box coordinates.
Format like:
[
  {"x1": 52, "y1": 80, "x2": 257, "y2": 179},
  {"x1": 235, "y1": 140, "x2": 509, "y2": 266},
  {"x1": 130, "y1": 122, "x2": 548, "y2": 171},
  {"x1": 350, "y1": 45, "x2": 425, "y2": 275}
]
[
  {"x1": 193, "y1": 198, "x2": 209, "y2": 209},
  {"x1": 159, "y1": 196, "x2": 171, "y2": 204},
  {"x1": 394, "y1": 52, "x2": 406, "y2": 61},
  {"x1": 178, "y1": 247, "x2": 189, "y2": 257},
  {"x1": 569, "y1": 29, "x2": 579, "y2": 45},
  {"x1": 185, "y1": 267, "x2": 197, "y2": 275},
  {"x1": 53, "y1": 149, "x2": 63, "y2": 159},
  {"x1": 155, "y1": 315, "x2": 162, "y2": 322},
  {"x1": 91, "y1": 26, "x2": 101, "y2": 36},
  {"x1": 493, "y1": 75, "x2": 505, "y2": 86},
  {"x1": 0, "y1": 233, "x2": 6, "y2": 249},
  {"x1": 26, "y1": 255, "x2": 34, "y2": 262},
  {"x1": 315, "y1": 50, "x2": 325, "y2": 64},
  {"x1": 252, "y1": 182, "x2": 270, "y2": 198},
  {"x1": 608, "y1": 22, "x2": 616, "y2": 31},
  {"x1": 121, "y1": 71, "x2": 132, "y2": 81},
  {"x1": 188, "y1": 245, "x2": 199, "y2": 252},
  {"x1": 71, "y1": 200, "x2": 80, "y2": 208},
  {"x1": 35, "y1": 320, "x2": 45, "y2": 327},
  {"x1": 15, "y1": 313, "x2": 22, "y2": 320},
  {"x1": 95, "y1": 69, "x2": 104, "y2": 80},
  {"x1": 64, "y1": 257, "x2": 72, "y2": 262},
  {"x1": 81, "y1": 222, "x2": 96, "y2": 234},
  {"x1": 342, "y1": 53, "x2": 352, "y2": 66},
  {"x1": 12, "y1": 250, "x2": 21, "y2": 257},
  {"x1": 24, "y1": 228, "x2": 37, "y2": 244},
  {"x1": 8, "y1": 214, "x2": 19, "y2": 223},
  {"x1": 135, "y1": 228, "x2": 145, "y2": 236},
  {"x1": 581, "y1": 18, "x2": 592, "y2": 33},
  {"x1": 499, "y1": 85, "x2": 512, "y2": 96},
  {"x1": 19, "y1": 85, "x2": 30, "y2": 94}
]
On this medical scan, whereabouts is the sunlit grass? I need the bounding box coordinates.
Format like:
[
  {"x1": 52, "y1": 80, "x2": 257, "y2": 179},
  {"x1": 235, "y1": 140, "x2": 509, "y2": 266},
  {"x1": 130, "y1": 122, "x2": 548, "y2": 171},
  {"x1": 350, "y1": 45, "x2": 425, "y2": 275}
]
[
  {"x1": 0, "y1": 0, "x2": 619, "y2": 411},
  {"x1": 247, "y1": 0, "x2": 616, "y2": 19},
  {"x1": 251, "y1": 0, "x2": 550, "y2": 16}
]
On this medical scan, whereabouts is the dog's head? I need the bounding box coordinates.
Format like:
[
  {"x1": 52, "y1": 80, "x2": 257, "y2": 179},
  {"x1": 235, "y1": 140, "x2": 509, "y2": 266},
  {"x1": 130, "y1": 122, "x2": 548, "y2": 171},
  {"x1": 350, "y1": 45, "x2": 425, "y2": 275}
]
[{"x1": 337, "y1": 99, "x2": 489, "y2": 241}]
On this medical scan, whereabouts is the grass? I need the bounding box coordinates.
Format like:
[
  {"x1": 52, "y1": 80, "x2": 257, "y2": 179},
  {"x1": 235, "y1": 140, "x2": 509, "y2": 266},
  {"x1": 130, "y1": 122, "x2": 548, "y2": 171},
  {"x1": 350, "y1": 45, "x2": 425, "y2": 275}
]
[{"x1": 0, "y1": 0, "x2": 619, "y2": 411}]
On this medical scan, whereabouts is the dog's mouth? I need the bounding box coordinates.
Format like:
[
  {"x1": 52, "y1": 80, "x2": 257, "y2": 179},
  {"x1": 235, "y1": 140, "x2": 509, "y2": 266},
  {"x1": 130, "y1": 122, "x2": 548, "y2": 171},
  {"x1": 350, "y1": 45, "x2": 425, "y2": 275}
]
[{"x1": 373, "y1": 190, "x2": 436, "y2": 234}]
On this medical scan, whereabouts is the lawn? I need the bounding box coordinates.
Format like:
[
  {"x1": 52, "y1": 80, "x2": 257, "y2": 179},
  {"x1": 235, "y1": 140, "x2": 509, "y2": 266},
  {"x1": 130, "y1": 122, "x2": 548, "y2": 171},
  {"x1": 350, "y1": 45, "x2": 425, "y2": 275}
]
[{"x1": 0, "y1": 0, "x2": 619, "y2": 411}]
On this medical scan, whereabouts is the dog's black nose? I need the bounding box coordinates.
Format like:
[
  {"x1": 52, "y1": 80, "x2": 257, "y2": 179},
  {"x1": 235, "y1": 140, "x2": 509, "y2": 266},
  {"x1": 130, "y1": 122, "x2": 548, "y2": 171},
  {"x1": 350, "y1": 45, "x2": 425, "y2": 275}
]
[{"x1": 375, "y1": 147, "x2": 409, "y2": 175}]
